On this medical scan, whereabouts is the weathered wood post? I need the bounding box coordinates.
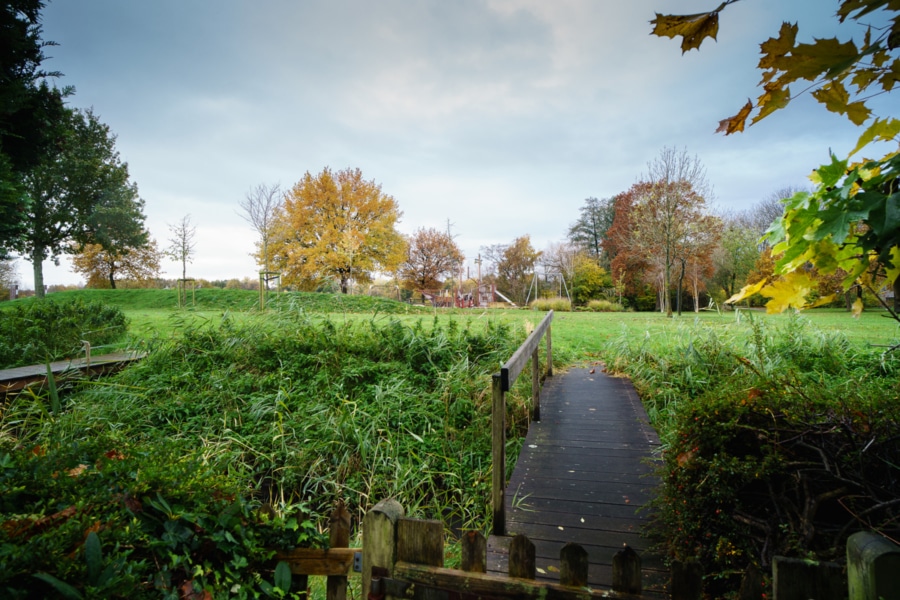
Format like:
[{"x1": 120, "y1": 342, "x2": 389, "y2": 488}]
[
  {"x1": 531, "y1": 344, "x2": 540, "y2": 421},
  {"x1": 671, "y1": 559, "x2": 703, "y2": 600},
  {"x1": 613, "y1": 545, "x2": 641, "y2": 594},
  {"x1": 460, "y1": 531, "x2": 487, "y2": 573},
  {"x1": 847, "y1": 531, "x2": 900, "y2": 600},
  {"x1": 509, "y1": 534, "x2": 536, "y2": 580},
  {"x1": 327, "y1": 501, "x2": 351, "y2": 600},
  {"x1": 560, "y1": 543, "x2": 588, "y2": 588},
  {"x1": 397, "y1": 518, "x2": 444, "y2": 600},
  {"x1": 491, "y1": 373, "x2": 506, "y2": 536},
  {"x1": 546, "y1": 322, "x2": 552, "y2": 377},
  {"x1": 363, "y1": 499, "x2": 404, "y2": 599},
  {"x1": 772, "y1": 556, "x2": 842, "y2": 600}
]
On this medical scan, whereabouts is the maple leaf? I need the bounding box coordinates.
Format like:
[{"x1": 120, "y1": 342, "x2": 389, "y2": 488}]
[
  {"x1": 758, "y1": 22, "x2": 798, "y2": 70},
  {"x1": 716, "y1": 99, "x2": 753, "y2": 134},
  {"x1": 851, "y1": 297, "x2": 865, "y2": 317},
  {"x1": 761, "y1": 271, "x2": 817, "y2": 313},
  {"x1": 651, "y1": 11, "x2": 720, "y2": 53},
  {"x1": 753, "y1": 83, "x2": 791, "y2": 124},
  {"x1": 726, "y1": 278, "x2": 768, "y2": 304}
]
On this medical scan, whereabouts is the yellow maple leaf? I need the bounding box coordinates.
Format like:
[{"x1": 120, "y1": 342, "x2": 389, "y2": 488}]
[
  {"x1": 651, "y1": 12, "x2": 720, "y2": 53},
  {"x1": 851, "y1": 297, "x2": 864, "y2": 318},
  {"x1": 761, "y1": 272, "x2": 817, "y2": 313},
  {"x1": 726, "y1": 278, "x2": 768, "y2": 305},
  {"x1": 716, "y1": 99, "x2": 753, "y2": 134}
]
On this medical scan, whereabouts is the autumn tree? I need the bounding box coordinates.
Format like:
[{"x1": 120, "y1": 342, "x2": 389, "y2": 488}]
[
  {"x1": 398, "y1": 227, "x2": 463, "y2": 296},
  {"x1": 16, "y1": 108, "x2": 145, "y2": 298},
  {"x1": 72, "y1": 237, "x2": 162, "y2": 288},
  {"x1": 604, "y1": 189, "x2": 651, "y2": 304},
  {"x1": 271, "y1": 167, "x2": 406, "y2": 293},
  {"x1": 484, "y1": 235, "x2": 541, "y2": 305},
  {"x1": 568, "y1": 197, "x2": 616, "y2": 267},
  {"x1": 653, "y1": 1, "x2": 900, "y2": 319},
  {"x1": 570, "y1": 252, "x2": 611, "y2": 305},
  {"x1": 626, "y1": 148, "x2": 715, "y2": 316},
  {"x1": 239, "y1": 182, "x2": 283, "y2": 283},
  {"x1": 166, "y1": 214, "x2": 197, "y2": 281}
]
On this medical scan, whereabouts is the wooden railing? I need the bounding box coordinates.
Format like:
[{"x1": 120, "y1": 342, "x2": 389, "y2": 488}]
[{"x1": 492, "y1": 309, "x2": 553, "y2": 537}]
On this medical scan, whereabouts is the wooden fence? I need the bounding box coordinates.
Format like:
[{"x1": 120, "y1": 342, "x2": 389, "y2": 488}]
[{"x1": 492, "y1": 309, "x2": 553, "y2": 537}]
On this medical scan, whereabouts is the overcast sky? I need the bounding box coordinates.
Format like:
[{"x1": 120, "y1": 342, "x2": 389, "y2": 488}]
[{"x1": 11, "y1": 0, "x2": 888, "y2": 289}]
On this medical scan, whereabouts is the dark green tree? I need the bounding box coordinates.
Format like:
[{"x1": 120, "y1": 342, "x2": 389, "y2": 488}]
[
  {"x1": 18, "y1": 108, "x2": 145, "y2": 297},
  {"x1": 567, "y1": 197, "x2": 616, "y2": 267},
  {"x1": 0, "y1": 0, "x2": 66, "y2": 257}
]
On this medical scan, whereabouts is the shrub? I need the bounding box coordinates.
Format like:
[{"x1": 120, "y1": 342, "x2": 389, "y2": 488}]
[
  {"x1": 529, "y1": 297, "x2": 571, "y2": 312},
  {"x1": 0, "y1": 298, "x2": 128, "y2": 369},
  {"x1": 605, "y1": 314, "x2": 900, "y2": 596},
  {"x1": 585, "y1": 299, "x2": 624, "y2": 312}
]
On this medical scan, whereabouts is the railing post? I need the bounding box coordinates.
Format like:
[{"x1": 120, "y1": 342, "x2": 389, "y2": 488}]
[
  {"x1": 362, "y1": 499, "x2": 404, "y2": 599},
  {"x1": 546, "y1": 323, "x2": 552, "y2": 378},
  {"x1": 491, "y1": 373, "x2": 506, "y2": 536},
  {"x1": 327, "y1": 501, "x2": 351, "y2": 600},
  {"x1": 531, "y1": 347, "x2": 540, "y2": 422}
]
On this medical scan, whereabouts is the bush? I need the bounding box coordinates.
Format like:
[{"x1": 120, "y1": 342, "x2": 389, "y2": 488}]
[
  {"x1": 0, "y1": 298, "x2": 128, "y2": 369},
  {"x1": 529, "y1": 297, "x2": 572, "y2": 312},
  {"x1": 605, "y1": 314, "x2": 900, "y2": 596},
  {"x1": 585, "y1": 299, "x2": 624, "y2": 312}
]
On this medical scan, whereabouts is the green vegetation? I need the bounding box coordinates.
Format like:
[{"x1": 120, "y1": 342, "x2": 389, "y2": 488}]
[
  {"x1": 606, "y1": 312, "x2": 900, "y2": 596},
  {"x1": 528, "y1": 297, "x2": 572, "y2": 312},
  {"x1": 0, "y1": 298, "x2": 127, "y2": 368},
  {"x1": 585, "y1": 299, "x2": 624, "y2": 312},
  {"x1": 2, "y1": 288, "x2": 899, "y2": 597}
]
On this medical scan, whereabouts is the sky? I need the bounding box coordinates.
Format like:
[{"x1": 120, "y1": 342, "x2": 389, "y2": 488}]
[{"x1": 9, "y1": 0, "x2": 890, "y2": 289}]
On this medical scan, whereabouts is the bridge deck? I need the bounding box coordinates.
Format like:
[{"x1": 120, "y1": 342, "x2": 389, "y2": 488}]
[
  {"x1": 0, "y1": 352, "x2": 144, "y2": 394},
  {"x1": 487, "y1": 366, "x2": 667, "y2": 597}
]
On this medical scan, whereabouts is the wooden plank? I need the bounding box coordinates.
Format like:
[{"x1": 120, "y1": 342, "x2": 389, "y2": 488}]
[
  {"x1": 460, "y1": 531, "x2": 486, "y2": 573},
  {"x1": 509, "y1": 534, "x2": 536, "y2": 580},
  {"x1": 559, "y1": 543, "x2": 588, "y2": 588},
  {"x1": 275, "y1": 548, "x2": 356, "y2": 576},
  {"x1": 397, "y1": 518, "x2": 443, "y2": 567},
  {"x1": 363, "y1": 499, "x2": 404, "y2": 599},
  {"x1": 488, "y1": 535, "x2": 666, "y2": 569}
]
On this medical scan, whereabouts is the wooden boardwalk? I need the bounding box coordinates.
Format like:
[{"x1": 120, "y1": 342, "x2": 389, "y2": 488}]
[
  {"x1": 0, "y1": 352, "x2": 145, "y2": 395},
  {"x1": 487, "y1": 366, "x2": 667, "y2": 597}
]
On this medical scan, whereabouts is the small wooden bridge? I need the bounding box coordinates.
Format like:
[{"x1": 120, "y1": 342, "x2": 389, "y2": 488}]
[
  {"x1": 484, "y1": 310, "x2": 667, "y2": 596},
  {"x1": 0, "y1": 351, "x2": 144, "y2": 396},
  {"x1": 486, "y1": 365, "x2": 666, "y2": 596}
]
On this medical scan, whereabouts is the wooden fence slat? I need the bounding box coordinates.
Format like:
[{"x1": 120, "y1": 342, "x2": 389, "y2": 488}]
[
  {"x1": 397, "y1": 518, "x2": 444, "y2": 567},
  {"x1": 509, "y1": 534, "x2": 536, "y2": 580},
  {"x1": 671, "y1": 559, "x2": 703, "y2": 600},
  {"x1": 363, "y1": 499, "x2": 404, "y2": 599},
  {"x1": 274, "y1": 548, "x2": 355, "y2": 576},
  {"x1": 460, "y1": 531, "x2": 486, "y2": 574},
  {"x1": 559, "y1": 542, "x2": 588, "y2": 588},
  {"x1": 327, "y1": 502, "x2": 351, "y2": 600},
  {"x1": 531, "y1": 347, "x2": 540, "y2": 422},
  {"x1": 773, "y1": 556, "x2": 842, "y2": 600},
  {"x1": 613, "y1": 545, "x2": 642, "y2": 594}
]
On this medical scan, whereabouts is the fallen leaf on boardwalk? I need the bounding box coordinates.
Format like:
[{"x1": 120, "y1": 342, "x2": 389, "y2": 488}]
[
  {"x1": 528, "y1": 444, "x2": 538, "y2": 449},
  {"x1": 547, "y1": 565, "x2": 559, "y2": 573},
  {"x1": 589, "y1": 368, "x2": 595, "y2": 374},
  {"x1": 558, "y1": 526, "x2": 564, "y2": 531},
  {"x1": 581, "y1": 517, "x2": 585, "y2": 523},
  {"x1": 536, "y1": 567, "x2": 546, "y2": 574}
]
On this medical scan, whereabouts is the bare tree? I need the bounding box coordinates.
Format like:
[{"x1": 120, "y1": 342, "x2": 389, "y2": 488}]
[
  {"x1": 238, "y1": 183, "x2": 283, "y2": 282},
  {"x1": 166, "y1": 214, "x2": 197, "y2": 281}
]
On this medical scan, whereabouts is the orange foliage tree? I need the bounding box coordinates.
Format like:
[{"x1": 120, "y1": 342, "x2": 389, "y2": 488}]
[
  {"x1": 271, "y1": 167, "x2": 406, "y2": 293},
  {"x1": 398, "y1": 227, "x2": 464, "y2": 296}
]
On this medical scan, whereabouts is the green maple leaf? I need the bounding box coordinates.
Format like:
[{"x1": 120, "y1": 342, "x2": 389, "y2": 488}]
[
  {"x1": 848, "y1": 117, "x2": 900, "y2": 157},
  {"x1": 758, "y1": 22, "x2": 798, "y2": 69}
]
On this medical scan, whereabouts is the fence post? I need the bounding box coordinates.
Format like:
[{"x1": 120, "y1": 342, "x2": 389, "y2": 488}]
[
  {"x1": 509, "y1": 534, "x2": 535, "y2": 580},
  {"x1": 847, "y1": 531, "x2": 900, "y2": 600},
  {"x1": 362, "y1": 499, "x2": 404, "y2": 599},
  {"x1": 327, "y1": 501, "x2": 351, "y2": 600},
  {"x1": 491, "y1": 373, "x2": 506, "y2": 536},
  {"x1": 460, "y1": 531, "x2": 486, "y2": 573},
  {"x1": 671, "y1": 559, "x2": 703, "y2": 600},
  {"x1": 560, "y1": 542, "x2": 588, "y2": 588},
  {"x1": 772, "y1": 556, "x2": 842, "y2": 600},
  {"x1": 613, "y1": 545, "x2": 641, "y2": 594}
]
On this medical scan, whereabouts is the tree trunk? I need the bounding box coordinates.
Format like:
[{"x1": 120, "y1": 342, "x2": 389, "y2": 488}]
[
  {"x1": 31, "y1": 247, "x2": 45, "y2": 299},
  {"x1": 109, "y1": 270, "x2": 116, "y2": 289},
  {"x1": 894, "y1": 277, "x2": 900, "y2": 313}
]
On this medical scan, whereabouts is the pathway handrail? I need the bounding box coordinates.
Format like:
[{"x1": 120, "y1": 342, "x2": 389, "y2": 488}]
[{"x1": 492, "y1": 309, "x2": 553, "y2": 536}]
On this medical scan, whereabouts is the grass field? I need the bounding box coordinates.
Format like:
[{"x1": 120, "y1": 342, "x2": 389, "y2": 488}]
[{"x1": 20, "y1": 288, "x2": 895, "y2": 359}]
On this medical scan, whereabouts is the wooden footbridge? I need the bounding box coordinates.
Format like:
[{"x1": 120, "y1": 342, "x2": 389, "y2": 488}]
[{"x1": 0, "y1": 351, "x2": 144, "y2": 396}]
